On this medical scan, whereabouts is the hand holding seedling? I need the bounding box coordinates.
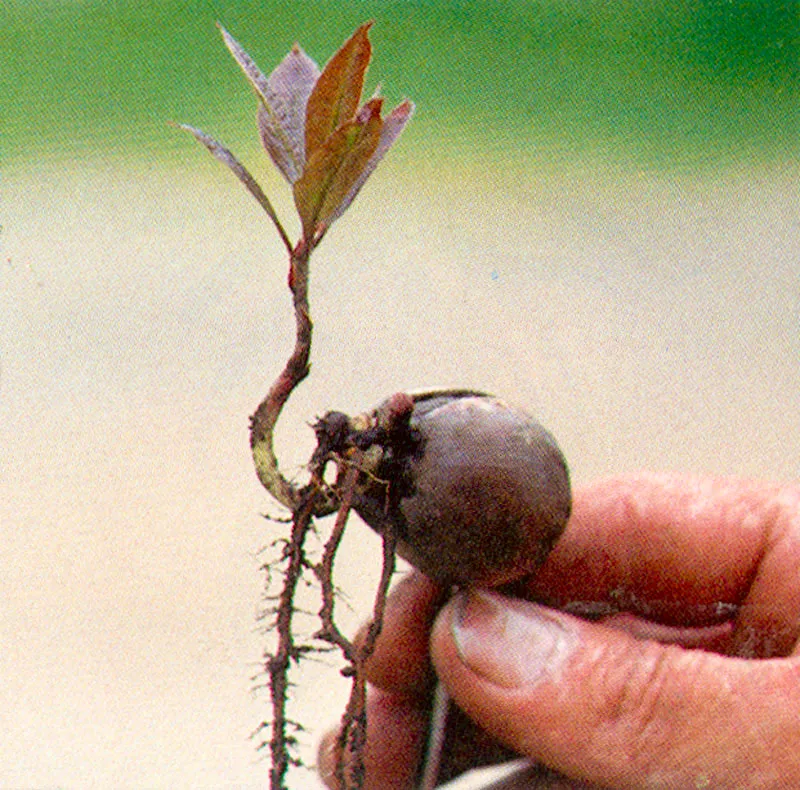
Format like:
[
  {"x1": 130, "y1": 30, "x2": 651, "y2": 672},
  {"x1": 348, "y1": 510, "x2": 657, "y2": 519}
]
[
  {"x1": 317, "y1": 475, "x2": 800, "y2": 789},
  {"x1": 178, "y1": 22, "x2": 571, "y2": 790}
]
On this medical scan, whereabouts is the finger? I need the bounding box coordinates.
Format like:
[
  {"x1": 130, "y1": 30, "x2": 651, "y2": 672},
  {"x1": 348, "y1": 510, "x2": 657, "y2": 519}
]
[
  {"x1": 358, "y1": 571, "x2": 446, "y2": 696},
  {"x1": 527, "y1": 473, "x2": 800, "y2": 656},
  {"x1": 419, "y1": 612, "x2": 736, "y2": 786},
  {"x1": 317, "y1": 686, "x2": 429, "y2": 790},
  {"x1": 599, "y1": 611, "x2": 734, "y2": 652},
  {"x1": 432, "y1": 590, "x2": 800, "y2": 788}
]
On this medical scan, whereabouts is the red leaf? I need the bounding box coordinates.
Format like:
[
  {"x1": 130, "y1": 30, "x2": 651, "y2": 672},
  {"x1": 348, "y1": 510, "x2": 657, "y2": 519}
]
[
  {"x1": 293, "y1": 98, "x2": 383, "y2": 242},
  {"x1": 326, "y1": 99, "x2": 414, "y2": 226},
  {"x1": 304, "y1": 22, "x2": 373, "y2": 161}
]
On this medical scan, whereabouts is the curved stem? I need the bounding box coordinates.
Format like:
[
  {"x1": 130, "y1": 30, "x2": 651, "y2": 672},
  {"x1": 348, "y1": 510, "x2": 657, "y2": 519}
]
[{"x1": 250, "y1": 241, "x2": 313, "y2": 510}]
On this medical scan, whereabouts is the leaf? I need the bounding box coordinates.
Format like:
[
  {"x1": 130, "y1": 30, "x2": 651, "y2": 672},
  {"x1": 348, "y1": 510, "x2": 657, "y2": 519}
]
[
  {"x1": 218, "y1": 24, "x2": 272, "y2": 103},
  {"x1": 293, "y1": 99, "x2": 383, "y2": 241},
  {"x1": 326, "y1": 99, "x2": 414, "y2": 226},
  {"x1": 175, "y1": 123, "x2": 292, "y2": 253},
  {"x1": 304, "y1": 22, "x2": 373, "y2": 162},
  {"x1": 220, "y1": 25, "x2": 322, "y2": 184},
  {"x1": 258, "y1": 44, "x2": 321, "y2": 183}
]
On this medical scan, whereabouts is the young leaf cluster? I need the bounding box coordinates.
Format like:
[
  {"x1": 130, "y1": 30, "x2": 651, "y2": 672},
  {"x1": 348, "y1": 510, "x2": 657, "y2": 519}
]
[{"x1": 180, "y1": 22, "x2": 413, "y2": 251}]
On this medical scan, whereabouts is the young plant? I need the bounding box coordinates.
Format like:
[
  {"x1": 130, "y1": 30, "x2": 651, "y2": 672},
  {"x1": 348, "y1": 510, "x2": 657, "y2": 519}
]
[
  {"x1": 178, "y1": 20, "x2": 572, "y2": 790},
  {"x1": 178, "y1": 21, "x2": 414, "y2": 790}
]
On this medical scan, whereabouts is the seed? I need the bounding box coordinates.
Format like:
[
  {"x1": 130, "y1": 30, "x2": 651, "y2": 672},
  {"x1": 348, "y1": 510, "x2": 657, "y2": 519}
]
[{"x1": 333, "y1": 390, "x2": 571, "y2": 586}]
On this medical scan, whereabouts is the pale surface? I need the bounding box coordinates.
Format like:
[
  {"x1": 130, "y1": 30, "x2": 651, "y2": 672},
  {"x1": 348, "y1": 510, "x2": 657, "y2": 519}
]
[{"x1": 1, "y1": 157, "x2": 798, "y2": 787}]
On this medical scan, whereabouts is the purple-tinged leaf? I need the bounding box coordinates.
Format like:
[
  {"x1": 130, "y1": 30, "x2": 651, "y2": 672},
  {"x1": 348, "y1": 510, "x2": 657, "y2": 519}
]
[
  {"x1": 258, "y1": 45, "x2": 320, "y2": 184},
  {"x1": 220, "y1": 25, "x2": 321, "y2": 184},
  {"x1": 218, "y1": 24, "x2": 271, "y2": 102},
  {"x1": 326, "y1": 99, "x2": 414, "y2": 226},
  {"x1": 176, "y1": 123, "x2": 292, "y2": 253},
  {"x1": 293, "y1": 99, "x2": 383, "y2": 242},
  {"x1": 304, "y1": 22, "x2": 372, "y2": 161}
]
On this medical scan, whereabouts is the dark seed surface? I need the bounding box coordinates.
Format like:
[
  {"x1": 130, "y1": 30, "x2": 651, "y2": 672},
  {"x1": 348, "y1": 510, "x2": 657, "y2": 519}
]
[{"x1": 353, "y1": 393, "x2": 571, "y2": 586}]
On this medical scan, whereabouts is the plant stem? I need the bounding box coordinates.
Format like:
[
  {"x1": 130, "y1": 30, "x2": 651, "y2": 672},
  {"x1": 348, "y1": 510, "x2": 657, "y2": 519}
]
[{"x1": 250, "y1": 240, "x2": 313, "y2": 510}]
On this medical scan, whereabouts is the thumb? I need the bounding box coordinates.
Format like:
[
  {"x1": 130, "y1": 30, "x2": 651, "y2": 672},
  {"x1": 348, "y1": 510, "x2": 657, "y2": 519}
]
[{"x1": 431, "y1": 590, "x2": 800, "y2": 788}]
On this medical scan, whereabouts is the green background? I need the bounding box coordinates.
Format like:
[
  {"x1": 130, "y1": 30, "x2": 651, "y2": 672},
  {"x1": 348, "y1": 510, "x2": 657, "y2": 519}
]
[{"x1": 4, "y1": 0, "x2": 799, "y2": 169}]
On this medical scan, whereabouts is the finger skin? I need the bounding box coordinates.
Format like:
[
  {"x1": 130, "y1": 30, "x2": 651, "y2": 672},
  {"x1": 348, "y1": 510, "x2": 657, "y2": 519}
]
[
  {"x1": 431, "y1": 593, "x2": 800, "y2": 788},
  {"x1": 529, "y1": 473, "x2": 800, "y2": 657}
]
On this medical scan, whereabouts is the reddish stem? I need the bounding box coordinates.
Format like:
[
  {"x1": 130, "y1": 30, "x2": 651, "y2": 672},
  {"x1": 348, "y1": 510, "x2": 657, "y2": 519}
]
[{"x1": 250, "y1": 241, "x2": 313, "y2": 510}]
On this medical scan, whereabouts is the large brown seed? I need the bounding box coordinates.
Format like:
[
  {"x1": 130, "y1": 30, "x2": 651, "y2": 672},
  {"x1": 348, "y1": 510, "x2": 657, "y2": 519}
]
[{"x1": 351, "y1": 392, "x2": 571, "y2": 586}]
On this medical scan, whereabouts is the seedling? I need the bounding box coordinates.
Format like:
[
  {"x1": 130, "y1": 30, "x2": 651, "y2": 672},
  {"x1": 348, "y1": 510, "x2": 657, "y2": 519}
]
[{"x1": 178, "y1": 21, "x2": 570, "y2": 790}]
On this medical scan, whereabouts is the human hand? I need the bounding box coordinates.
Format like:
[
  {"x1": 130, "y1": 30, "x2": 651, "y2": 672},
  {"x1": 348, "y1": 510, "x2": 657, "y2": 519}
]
[{"x1": 317, "y1": 473, "x2": 800, "y2": 788}]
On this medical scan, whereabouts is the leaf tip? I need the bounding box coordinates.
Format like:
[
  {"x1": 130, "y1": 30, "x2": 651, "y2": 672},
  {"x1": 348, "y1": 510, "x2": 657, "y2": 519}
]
[
  {"x1": 170, "y1": 121, "x2": 200, "y2": 136},
  {"x1": 398, "y1": 99, "x2": 416, "y2": 118},
  {"x1": 357, "y1": 97, "x2": 384, "y2": 123},
  {"x1": 354, "y1": 20, "x2": 375, "y2": 49}
]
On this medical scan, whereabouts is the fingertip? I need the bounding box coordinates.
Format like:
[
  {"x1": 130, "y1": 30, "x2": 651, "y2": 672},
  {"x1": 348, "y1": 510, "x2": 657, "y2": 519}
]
[{"x1": 432, "y1": 591, "x2": 579, "y2": 691}]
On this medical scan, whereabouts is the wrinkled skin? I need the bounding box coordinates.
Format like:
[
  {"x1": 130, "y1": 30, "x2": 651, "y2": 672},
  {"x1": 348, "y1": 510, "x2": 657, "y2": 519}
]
[{"x1": 319, "y1": 473, "x2": 800, "y2": 789}]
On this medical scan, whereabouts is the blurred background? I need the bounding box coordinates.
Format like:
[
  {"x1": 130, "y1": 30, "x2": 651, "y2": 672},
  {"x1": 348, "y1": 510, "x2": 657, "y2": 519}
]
[{"x1": 2, "y1": 1, "x2": 798, "y2": 787}]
